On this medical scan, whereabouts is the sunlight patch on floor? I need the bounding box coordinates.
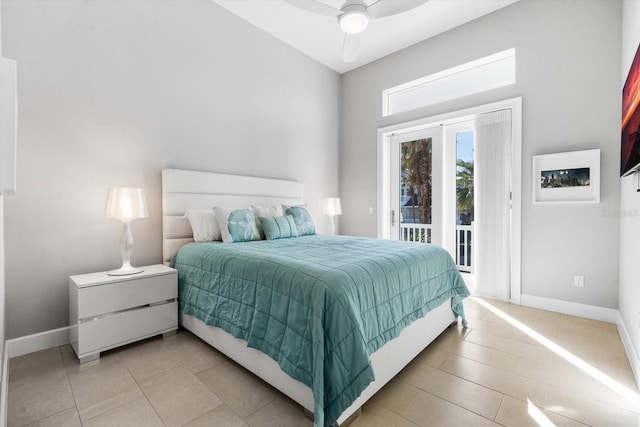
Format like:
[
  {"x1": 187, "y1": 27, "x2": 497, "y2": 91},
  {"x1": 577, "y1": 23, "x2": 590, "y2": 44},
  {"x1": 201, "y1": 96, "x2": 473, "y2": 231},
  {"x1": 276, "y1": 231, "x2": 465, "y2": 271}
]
[
  {"x1": 527, "y1": 399, "x2": 556, "y2": 427},
  {"x1": 472, "y1": 297, "x2": 639, "y2": 409}
]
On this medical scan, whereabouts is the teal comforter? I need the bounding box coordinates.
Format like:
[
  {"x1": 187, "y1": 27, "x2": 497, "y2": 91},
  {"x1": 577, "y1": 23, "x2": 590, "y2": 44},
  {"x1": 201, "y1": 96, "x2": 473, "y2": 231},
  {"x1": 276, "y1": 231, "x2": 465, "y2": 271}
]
[{"x1": 172, "y1": 235, "x2": 469, "y2": 426}]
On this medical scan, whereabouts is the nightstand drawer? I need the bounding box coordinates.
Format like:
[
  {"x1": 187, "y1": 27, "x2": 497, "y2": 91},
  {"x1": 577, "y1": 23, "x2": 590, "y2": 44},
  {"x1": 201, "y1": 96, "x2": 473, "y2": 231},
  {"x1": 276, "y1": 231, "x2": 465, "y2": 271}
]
[
  {"x1": 69, "y1": 265, "x2": 179, "y2": 362},
  {"x1": 77, "y1": 273, "x2": 176, "y2": 319},
  {"x1": 75, "y1": 301, "x2": 178, "y2": 355}
]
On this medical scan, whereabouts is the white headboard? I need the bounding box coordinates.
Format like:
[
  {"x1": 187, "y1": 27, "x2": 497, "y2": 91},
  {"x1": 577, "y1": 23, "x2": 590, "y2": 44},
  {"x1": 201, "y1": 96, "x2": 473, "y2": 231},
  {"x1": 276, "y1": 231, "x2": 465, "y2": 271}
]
[{"x1": 162, "y1": 168, "x2": 305, "y2": 264}]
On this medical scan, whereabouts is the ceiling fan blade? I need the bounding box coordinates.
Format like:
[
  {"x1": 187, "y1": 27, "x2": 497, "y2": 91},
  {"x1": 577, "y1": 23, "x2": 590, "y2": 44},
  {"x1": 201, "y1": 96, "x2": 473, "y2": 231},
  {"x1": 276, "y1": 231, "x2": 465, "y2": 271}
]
[
  {"x1": 367, "y1": 0, "x2": 428, "y2": 19},
  {"x1": 282, "y1": 0, "x2": 341, "y2": 17},
  {"x1": 343, "y1": 33, "x2": 360, "y2": 62}
]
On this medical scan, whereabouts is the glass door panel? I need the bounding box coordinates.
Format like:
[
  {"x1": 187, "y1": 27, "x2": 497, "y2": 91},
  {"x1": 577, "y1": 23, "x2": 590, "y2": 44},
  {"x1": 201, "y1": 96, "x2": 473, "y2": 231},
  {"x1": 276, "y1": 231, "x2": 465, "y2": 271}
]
[
  {"x1": 390, "y1": 128, "x2": 442, "y2": 245},
  {"x1": 456, "y1": 130, "x2": 474, "y2": 272},
  {"x1": 400, "y1": 138, "x2": 433, "y2": 243}
]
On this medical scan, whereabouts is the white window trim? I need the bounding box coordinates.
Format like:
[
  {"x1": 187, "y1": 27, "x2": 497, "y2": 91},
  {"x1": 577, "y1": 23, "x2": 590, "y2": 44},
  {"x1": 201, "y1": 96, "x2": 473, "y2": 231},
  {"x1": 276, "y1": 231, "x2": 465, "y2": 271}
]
[
  {"x1": 377, "y1": 97, "x2": 523, "y2": 304},
  {"x1": 382, "y1": 48, "x2": 516, "y2": 117}
]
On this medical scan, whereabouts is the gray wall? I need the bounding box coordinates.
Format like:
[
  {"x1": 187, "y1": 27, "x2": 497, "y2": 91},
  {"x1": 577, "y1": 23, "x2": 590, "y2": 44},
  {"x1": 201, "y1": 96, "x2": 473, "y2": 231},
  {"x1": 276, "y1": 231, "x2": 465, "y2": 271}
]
[
  {"x1": 0, "y1": 1, "x2": 5, "y2": 363},
  {"x1": 2, "y1": 0, "x2": 340, "y2": 339},
  {"x1": 619, "y1": 0, "x2": 640, "y2": 368},
  {"x1": 341, "y1": 0, "x2": 622, "y2": 308}
]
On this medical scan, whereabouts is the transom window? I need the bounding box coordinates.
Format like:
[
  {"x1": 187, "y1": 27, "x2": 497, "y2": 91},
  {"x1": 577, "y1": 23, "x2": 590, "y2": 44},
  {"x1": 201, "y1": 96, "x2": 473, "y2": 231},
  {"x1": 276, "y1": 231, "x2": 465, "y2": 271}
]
[{"x1": 382, "y1": 48, "x2": 516, "y2": 117}]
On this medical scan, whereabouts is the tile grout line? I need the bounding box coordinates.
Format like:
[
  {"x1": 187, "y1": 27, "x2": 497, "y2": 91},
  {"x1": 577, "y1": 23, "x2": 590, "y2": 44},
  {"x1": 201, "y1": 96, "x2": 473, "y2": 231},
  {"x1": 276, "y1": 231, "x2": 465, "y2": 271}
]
[
  {"x1": 127, "y1": 354, "x2": 174, "y2": 427},
  {"x1": 60, "y1": 344, "x2": 81, "y2": 427},
  {"x1": 397, "y1": 344, "x2": 511, "y2": 422},
  {"x1": 493, "y1": 395, "x2": 507, "y2": 425},
  {"x1": 422, "y1": 388, "x2": 507, "y2": 426},
  {"x1": 194, "y1": 359, "x2": 277, "y2": 423},
  {"x1": 58, "y1": 345, "x2": 84, "y2": 427},
  {"x1": 433, "y1": 350, "x2": 552, "y2": 409}
]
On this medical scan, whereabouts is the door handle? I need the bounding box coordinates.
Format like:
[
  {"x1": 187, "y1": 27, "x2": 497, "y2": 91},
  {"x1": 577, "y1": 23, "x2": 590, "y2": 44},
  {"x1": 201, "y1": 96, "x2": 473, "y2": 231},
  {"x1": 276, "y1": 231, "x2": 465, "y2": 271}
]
[{"x1": 391, "y1": 210, "x2": 396, "y2": 226}]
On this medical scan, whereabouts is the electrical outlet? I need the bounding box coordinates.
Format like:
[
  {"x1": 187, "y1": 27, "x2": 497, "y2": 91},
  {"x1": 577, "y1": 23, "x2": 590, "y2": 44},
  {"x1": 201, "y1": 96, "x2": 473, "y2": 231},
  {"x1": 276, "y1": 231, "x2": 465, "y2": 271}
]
[
  {"x1": 574, "y1": 276, "x2": 584, "y2": 287},
  {"x1": 368, "y1": 207, "x2": 374, "y2": 215}
]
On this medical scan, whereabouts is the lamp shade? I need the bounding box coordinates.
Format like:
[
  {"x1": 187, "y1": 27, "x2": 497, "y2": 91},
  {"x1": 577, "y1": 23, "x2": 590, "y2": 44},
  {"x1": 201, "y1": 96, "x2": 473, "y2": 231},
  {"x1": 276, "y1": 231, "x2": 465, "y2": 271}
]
[
  {"x1": 339, "y1": 9, "x2": 369, "y2": 34},
  {"x1": 105, "y1": 187, "x2": 149, "y2": 223},
  {"x1": 323, "y1": 198, "x2": 342, "y2": 217}
]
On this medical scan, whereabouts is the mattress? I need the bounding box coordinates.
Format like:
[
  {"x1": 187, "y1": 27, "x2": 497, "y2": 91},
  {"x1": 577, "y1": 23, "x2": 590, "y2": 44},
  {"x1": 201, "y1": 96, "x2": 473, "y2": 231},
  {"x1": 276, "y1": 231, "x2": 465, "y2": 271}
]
[{"x1": 171, "y1": 234, "x2": 469, "y2": 426}]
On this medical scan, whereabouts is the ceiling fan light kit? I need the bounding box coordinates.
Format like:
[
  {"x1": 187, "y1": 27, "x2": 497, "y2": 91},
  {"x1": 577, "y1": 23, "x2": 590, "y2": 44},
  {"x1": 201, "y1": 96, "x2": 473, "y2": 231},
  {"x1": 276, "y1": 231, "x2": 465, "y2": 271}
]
[
  {"x1": 284, "y1": 0, "x2": 430, "y2": 63},
  {"x1": 338, "y1": 5, "x2": 370, "y2": 34}
]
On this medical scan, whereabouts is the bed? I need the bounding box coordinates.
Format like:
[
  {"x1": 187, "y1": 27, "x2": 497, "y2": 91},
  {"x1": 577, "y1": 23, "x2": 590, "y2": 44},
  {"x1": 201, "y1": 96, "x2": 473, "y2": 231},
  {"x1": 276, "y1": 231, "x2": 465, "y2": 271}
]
[{"x1": 161, "y1": 168, "x2": 469, "y2": 426}]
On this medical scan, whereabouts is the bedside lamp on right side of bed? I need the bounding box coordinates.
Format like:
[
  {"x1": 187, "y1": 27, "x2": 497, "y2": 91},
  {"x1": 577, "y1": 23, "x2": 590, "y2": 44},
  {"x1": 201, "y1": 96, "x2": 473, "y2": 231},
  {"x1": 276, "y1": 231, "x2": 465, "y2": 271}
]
[{"x1": 323, "y1": 197, "x2": 342, "y2": 235}]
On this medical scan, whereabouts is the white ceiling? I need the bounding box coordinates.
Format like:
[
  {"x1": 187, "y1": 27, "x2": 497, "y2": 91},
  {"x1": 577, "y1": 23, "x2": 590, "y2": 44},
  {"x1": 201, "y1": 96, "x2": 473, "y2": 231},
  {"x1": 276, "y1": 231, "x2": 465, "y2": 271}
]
[{"x1": 212, "y1": 0, "x2": 519, "y2": 74}]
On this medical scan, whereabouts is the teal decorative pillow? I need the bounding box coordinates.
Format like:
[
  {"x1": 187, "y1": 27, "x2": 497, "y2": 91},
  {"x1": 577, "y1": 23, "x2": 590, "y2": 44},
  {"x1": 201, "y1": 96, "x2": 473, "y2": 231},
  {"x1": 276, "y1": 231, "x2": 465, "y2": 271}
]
[
  {"x1": 259, "y1": 215, "x2": 298, "y2": 240},
  {"x1": 283, "y1": 205, "x2": 316, "y2": 236},
  {"x1": 213, "y1": 207, "x2": 261, "y2": 243}
]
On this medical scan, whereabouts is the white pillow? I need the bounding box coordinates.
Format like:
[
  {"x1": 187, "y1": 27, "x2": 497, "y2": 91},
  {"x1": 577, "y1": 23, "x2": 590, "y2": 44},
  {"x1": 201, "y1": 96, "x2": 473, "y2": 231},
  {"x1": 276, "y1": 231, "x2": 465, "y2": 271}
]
[
  {"x1": 183, "y1": 209, "x2": 221, "y2": 242},
  {"x1": 213, "y1": 206, "x2": 261, "y2": 243},
  {"x1": 251, "y1": 204, "x2": 283, "y2": 217},
  {"x1": 251, "y1": 205, "x2": 284, "y2": 239}
]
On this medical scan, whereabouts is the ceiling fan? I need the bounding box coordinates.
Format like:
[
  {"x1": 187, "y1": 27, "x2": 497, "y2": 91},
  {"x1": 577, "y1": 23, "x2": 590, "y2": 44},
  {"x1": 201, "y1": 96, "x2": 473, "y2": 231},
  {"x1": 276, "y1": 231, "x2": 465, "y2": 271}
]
[{"x1": 283, "y1": 0, "x2": 429, "y2": 62}]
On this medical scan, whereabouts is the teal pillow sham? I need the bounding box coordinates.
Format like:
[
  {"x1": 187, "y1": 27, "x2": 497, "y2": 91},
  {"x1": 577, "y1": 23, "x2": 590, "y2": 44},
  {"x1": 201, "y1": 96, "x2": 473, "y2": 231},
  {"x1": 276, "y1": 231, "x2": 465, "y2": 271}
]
[
  {"x1": 258, "y1": 215, "x2": 298, "y2": 240},
  {"x1": 213, "y1": 207, "x2": 261, "y2": 243},
  {"x1": 283, "y1": 205, "x2": 316, "y2": 236}
]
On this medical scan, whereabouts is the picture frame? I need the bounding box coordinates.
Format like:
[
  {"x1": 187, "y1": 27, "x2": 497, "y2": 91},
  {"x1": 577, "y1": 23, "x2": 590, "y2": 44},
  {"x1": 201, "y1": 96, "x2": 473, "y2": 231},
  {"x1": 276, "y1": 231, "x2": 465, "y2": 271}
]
[{"x1": 532, "y1": 149, "x2": 600, "y2": 204}]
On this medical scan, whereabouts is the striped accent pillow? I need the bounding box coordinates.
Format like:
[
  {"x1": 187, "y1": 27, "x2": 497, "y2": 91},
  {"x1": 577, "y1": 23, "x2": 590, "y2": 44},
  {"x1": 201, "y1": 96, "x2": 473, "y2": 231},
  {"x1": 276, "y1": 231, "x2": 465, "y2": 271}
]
[{"x1": 258, "y1": 215, "x2": 298, "y2": 240}]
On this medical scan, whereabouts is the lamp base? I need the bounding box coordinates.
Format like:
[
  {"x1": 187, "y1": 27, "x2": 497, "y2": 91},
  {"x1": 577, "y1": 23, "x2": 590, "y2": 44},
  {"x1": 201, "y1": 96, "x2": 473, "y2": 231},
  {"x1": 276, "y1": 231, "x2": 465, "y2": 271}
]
[
  {"x1": 327, "y1": 216, "x2": 336, "y2": 235},
  {"x1": 108, "y1": 223, "x2": 144, "y2": 276},
  {"x1": 107, "y1": 266, "x2": 145, "y2": 276}
]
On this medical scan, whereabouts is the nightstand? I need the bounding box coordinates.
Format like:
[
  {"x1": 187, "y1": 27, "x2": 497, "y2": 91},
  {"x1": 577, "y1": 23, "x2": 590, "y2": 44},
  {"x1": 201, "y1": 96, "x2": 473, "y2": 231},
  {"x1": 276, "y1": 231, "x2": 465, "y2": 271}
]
[{"x1": 69, "y1": 264, "x2": 178, "y2": 363}]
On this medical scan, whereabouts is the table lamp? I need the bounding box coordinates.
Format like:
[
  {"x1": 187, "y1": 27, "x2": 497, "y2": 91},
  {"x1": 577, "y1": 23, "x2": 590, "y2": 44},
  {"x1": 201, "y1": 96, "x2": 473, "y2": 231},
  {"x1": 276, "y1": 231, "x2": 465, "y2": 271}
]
[
  {"x1": 323, "y1": 197, "x2": 342, "y2": 235},
  {"x1": 105, "y1": 187, "x2": 149, "y2": 276}
]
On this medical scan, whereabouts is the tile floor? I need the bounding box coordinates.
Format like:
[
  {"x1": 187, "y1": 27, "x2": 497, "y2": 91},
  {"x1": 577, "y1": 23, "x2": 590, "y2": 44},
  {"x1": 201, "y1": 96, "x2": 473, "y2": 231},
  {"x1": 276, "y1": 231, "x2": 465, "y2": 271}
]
[{"x1": 7, "y1": 298, "x2": 640, "y2": 426}]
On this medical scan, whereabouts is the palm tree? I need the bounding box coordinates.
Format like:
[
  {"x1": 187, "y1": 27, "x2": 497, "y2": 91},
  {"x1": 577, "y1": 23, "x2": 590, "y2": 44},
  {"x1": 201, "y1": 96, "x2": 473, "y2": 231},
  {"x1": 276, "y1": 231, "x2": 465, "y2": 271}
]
[
  {"x1": 456, "y1": 159, "x2": 474, "y2": 225},
  {"x1": 401, "y1": 138, "x2": 432, "y2": 224}
]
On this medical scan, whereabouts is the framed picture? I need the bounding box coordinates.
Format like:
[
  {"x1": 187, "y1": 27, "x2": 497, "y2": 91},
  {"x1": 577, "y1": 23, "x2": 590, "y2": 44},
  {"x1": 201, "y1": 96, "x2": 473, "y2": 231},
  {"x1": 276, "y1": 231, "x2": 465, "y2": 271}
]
[{"x1": 532, "y1": 149, "x2": 600, "y2": 204}]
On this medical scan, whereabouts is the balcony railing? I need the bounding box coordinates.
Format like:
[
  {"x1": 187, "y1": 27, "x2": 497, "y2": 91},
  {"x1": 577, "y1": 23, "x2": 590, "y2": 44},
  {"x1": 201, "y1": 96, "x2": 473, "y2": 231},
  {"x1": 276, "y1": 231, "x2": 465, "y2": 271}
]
[
  {"x1": 400, "y1": 222, "x2": 473, "y2": 272},
  {"x1": 400, "y1": 223, "x2": 432, "y2": 244},
  {"x1": 456, "y1": 224, "x2": 473, "y2": 273}
]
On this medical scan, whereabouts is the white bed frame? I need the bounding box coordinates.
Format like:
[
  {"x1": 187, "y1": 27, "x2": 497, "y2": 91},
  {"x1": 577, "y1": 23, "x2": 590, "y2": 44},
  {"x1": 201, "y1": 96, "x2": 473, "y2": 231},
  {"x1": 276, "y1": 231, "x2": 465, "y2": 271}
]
[{"x1": 161, "y1": 168, "x2": 456, "y2": 425}]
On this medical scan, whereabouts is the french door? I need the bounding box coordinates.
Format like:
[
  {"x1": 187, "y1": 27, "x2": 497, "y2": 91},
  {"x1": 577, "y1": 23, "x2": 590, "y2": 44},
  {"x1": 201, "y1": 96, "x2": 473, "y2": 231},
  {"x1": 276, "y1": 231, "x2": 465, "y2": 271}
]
[
  {"x1": 389, "y1": 121, "x2": 475, "y2": 274},
  {"x1": 390, "y1": 127, "x2": 445, "y2": 250},
  {"x1": 379, "y1": 98, "x2": 522, "y2": 302}
]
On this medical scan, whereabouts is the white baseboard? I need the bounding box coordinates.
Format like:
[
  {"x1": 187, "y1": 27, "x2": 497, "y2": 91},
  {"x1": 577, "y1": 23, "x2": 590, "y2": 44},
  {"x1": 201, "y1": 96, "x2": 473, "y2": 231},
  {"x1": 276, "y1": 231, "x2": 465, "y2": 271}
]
[
  {"x1": 617, "y1": 312, "x2": 640, "y2": 390},
  {"x1": 520, "y1": 294, "x2": 618, "y2": 323},
  {"x1": 0, "y1": 350, "x2": 7, "y2": 427},
  {"x1": 5, "y1": 326, "x2": 70, "y2": 359}
]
